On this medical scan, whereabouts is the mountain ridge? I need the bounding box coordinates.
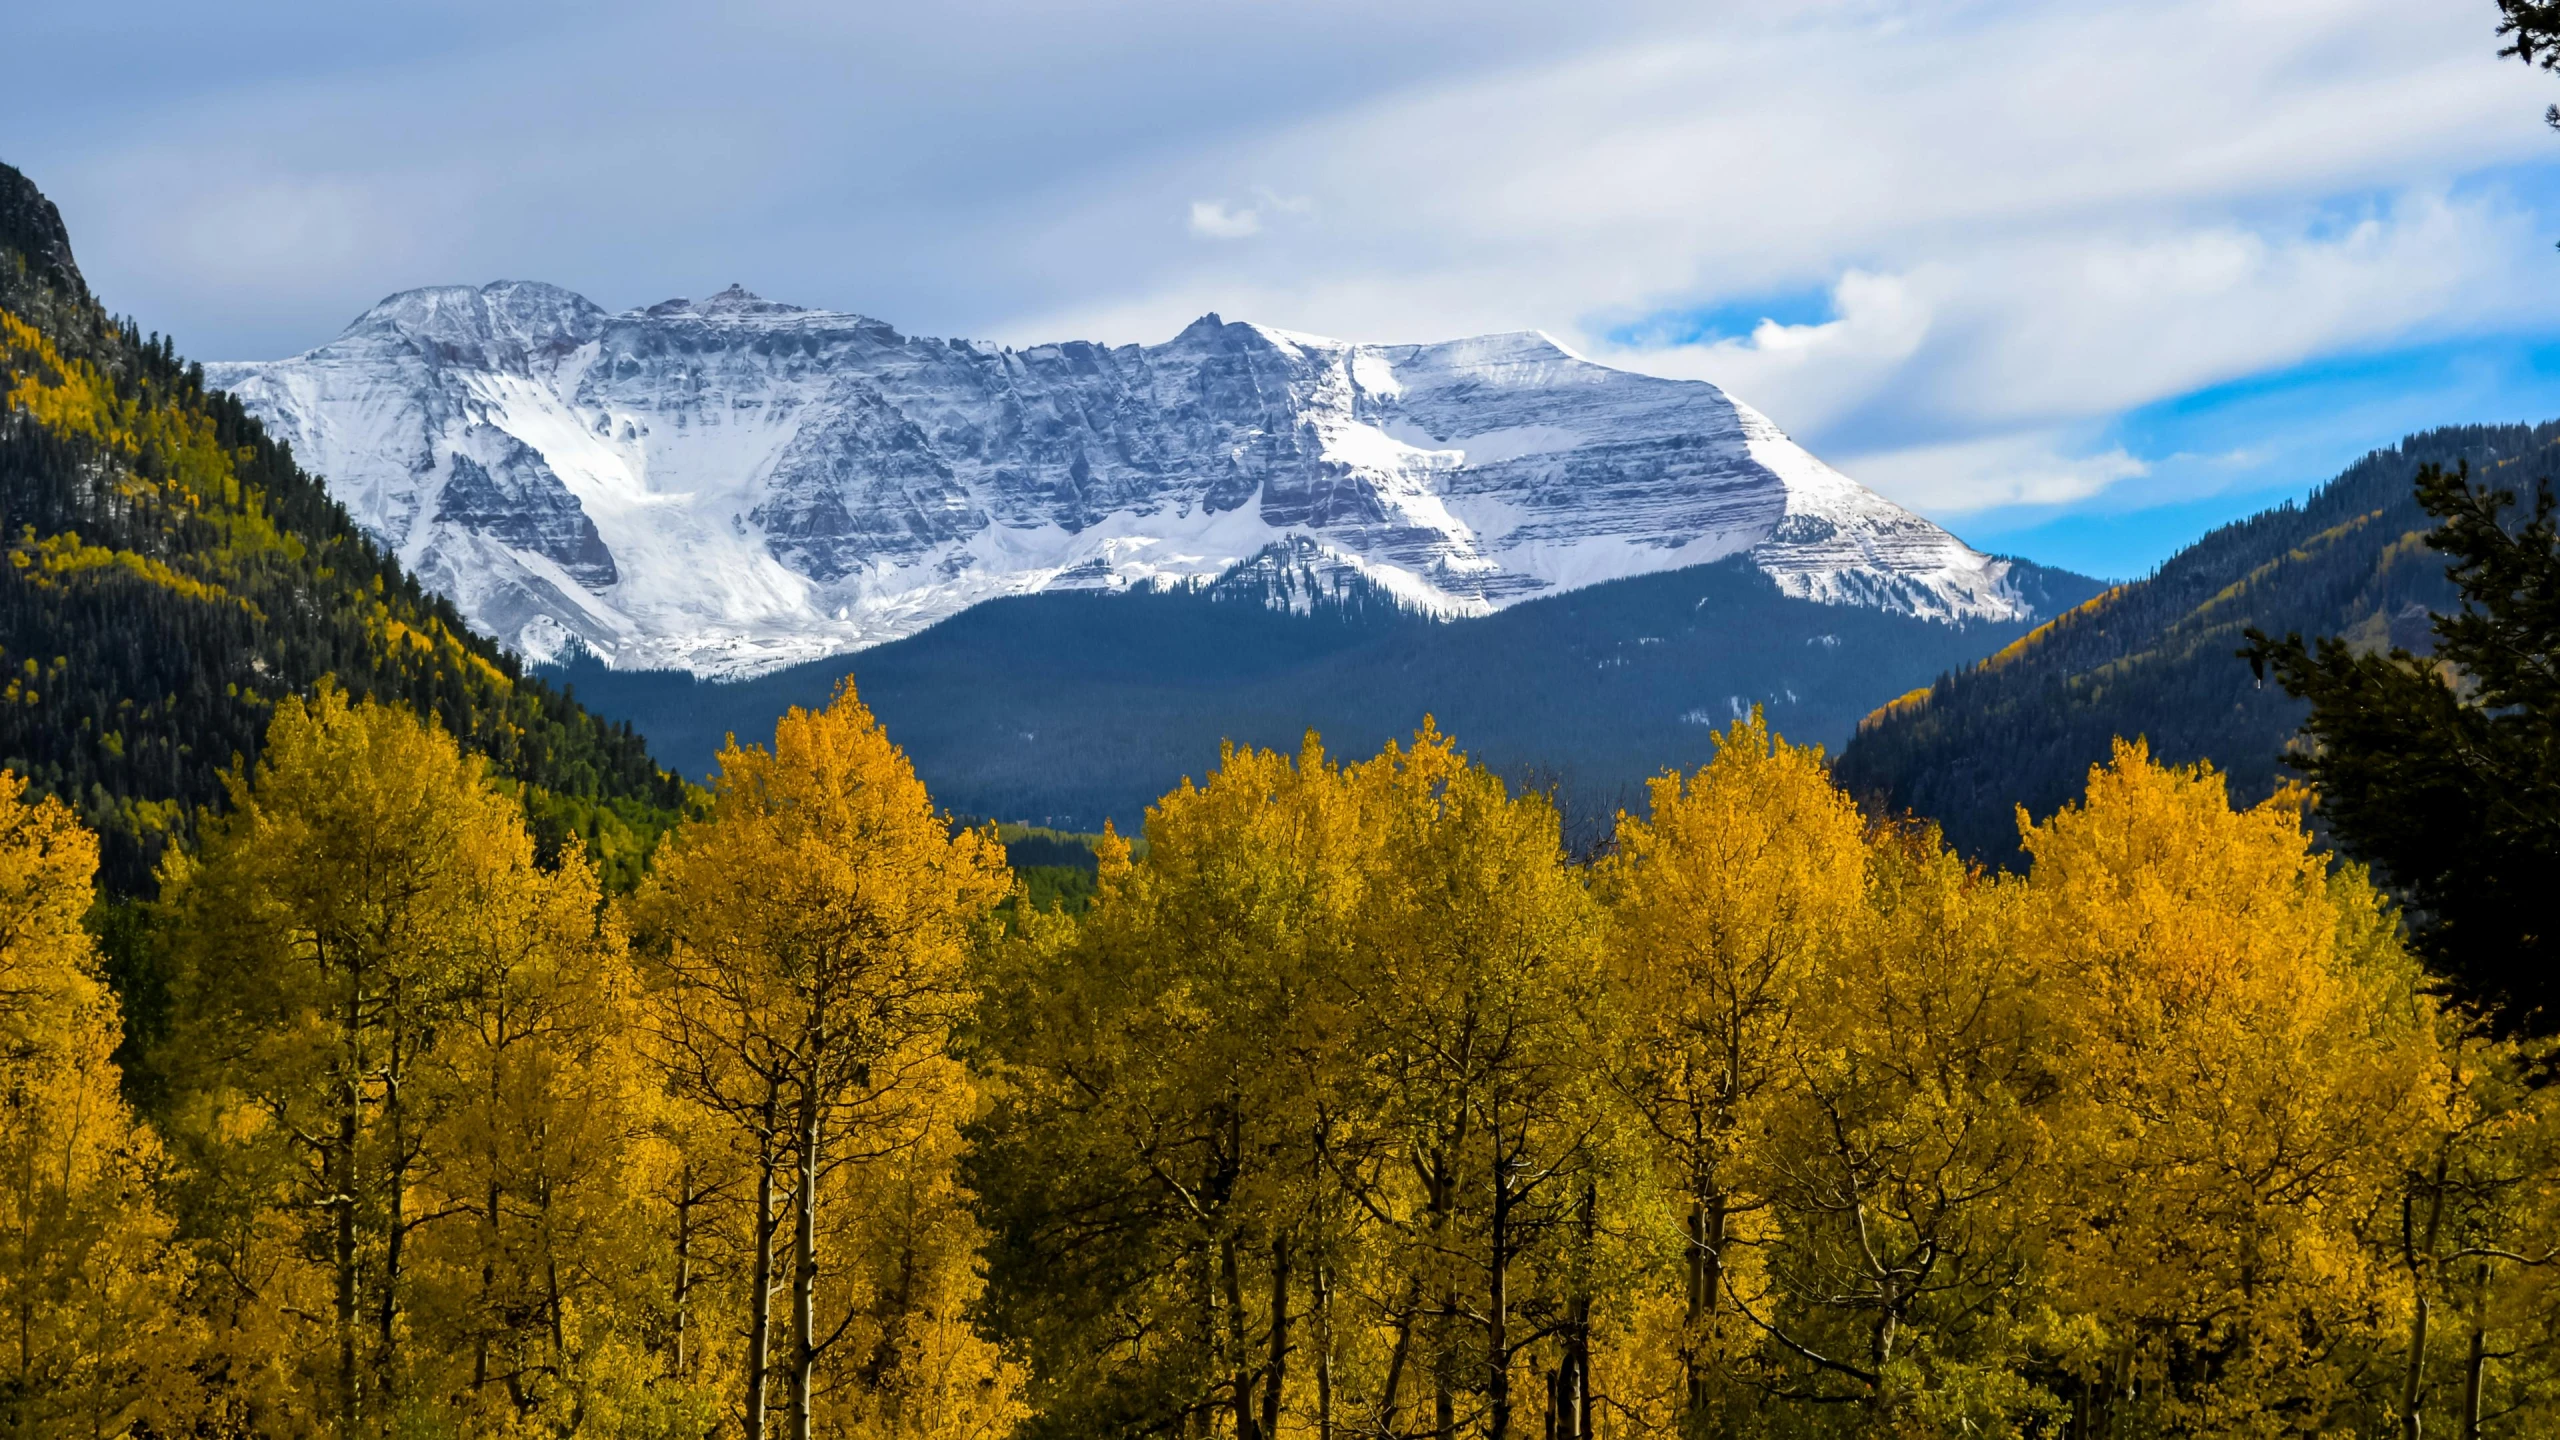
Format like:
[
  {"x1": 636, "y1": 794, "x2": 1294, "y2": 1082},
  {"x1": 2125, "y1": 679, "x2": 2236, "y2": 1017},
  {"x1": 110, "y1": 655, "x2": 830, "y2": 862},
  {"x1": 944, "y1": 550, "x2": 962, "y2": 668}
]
[
  {"x1": 1832, "y1": 421, "x2": 2560, "y2": 862},
  {"x1": 209, "y1": 279, "x2": 2052, "y2": 678}
]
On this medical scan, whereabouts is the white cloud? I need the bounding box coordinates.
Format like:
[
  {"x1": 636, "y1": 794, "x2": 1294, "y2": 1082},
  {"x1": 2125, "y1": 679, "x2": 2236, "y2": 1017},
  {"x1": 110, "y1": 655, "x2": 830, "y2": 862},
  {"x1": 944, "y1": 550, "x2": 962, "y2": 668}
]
[
  {"x1": 1188, "y1": 199, "x2": 1262, "y2": 239},
  {"x1": 14, "y1": 0, "x2": 2560, "y2": 522},
  {"x1": 1600, "y1": 186, "x2": 2560, "y2": 494},
  {"x1": 1841, "y1": 433, "x2": 2151, "y2": 512},
  {"x1": 985, "y1": 0, "x2": 2560, "y2": 512}
]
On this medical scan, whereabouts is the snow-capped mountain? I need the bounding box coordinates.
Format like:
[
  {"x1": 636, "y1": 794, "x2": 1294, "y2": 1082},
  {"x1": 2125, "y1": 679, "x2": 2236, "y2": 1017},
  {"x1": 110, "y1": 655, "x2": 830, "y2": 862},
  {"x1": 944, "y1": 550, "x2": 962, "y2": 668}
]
[{"x1": 209, "y1": 281, "x2": 2031, "y2": 679}]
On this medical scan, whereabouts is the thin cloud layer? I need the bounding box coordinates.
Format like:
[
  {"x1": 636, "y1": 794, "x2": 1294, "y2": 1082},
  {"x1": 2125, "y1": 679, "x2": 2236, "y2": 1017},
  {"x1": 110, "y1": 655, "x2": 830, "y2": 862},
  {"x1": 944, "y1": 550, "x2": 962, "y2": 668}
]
[{"x1": 5, "y1": 0, "x2": 2554, "y2": 534}]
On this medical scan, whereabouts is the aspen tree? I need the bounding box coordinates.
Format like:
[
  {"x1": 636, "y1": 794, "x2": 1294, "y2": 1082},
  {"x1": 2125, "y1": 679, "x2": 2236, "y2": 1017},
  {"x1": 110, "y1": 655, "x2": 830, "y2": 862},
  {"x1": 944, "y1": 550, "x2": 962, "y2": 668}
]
[
  {"x1": 1592, "y1": 712, "x2": 1862, "y2": 1433},
  {"x1": 409, "y1": 826, "x2": 703, "y2": 1435},
  {"x1": 2020, "y1": 741, "x2": 2439, "y2": 1436},
  {"x1": 0, "y1": 773, "x2": 191, "y2": 1440},
  {"x1": 163, "y1": 685, "x2": 537, "y2": 1435},
  {"x1": 1334, "y1": 724, "x2": 1608, "y2": 1440},
  {"x1": 1123, "y1": 741, "x2": 1356, "y2": 1440},
  {"x1": 1748, "y1": 824, "x2": 2056, "y2": 1431},
  {"x1": 632, "y1": 679, "x2": 1013, "y2": 1440},
  {"x1": 970, "y1": 736, "x2": 1368, "y2": 1440},
  {"x1": 2385, "y1": 1034, "x2": 2560, "y2": 1439}
]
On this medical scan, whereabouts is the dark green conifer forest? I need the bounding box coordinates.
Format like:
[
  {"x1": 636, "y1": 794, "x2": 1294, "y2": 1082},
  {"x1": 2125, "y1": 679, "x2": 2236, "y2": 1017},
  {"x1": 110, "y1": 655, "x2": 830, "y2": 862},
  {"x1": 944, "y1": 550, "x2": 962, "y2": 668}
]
[{"x1": 1833, "y1": 422, "x2": 2560, "y2": 862}]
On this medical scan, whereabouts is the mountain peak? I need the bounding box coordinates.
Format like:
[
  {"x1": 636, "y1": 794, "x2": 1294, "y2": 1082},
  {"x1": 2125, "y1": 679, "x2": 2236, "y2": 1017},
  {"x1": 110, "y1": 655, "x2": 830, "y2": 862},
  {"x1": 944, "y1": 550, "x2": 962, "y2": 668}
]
[
  {"x1": 343, "y1": 281, "x2": 608, "y2": 365},
  {"x1": 643, "y1": 284, "x2": 808, "y2": 319},
  {"x1": 0, "y1": 160, "x2": 84, "y2": 300}
]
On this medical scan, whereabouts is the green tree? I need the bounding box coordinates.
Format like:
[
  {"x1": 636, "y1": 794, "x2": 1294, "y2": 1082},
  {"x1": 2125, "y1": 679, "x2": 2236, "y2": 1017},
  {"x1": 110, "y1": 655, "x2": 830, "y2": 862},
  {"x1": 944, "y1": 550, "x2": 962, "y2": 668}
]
[
  {"x1": 2244, "y1": 461, "x2": 2560, "y2": 1033},
  {"x1": 2500, "y1": 0, "x2": 2560, "y2": 126}
]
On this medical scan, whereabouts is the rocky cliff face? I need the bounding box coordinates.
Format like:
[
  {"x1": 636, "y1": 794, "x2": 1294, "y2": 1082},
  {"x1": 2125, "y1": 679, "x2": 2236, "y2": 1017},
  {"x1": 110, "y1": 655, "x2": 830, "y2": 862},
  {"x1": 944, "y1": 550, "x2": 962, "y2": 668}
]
[
  {"x1": 0, "y1": 161, "x2": 86, "y2": 300},
  {"x1": 210, "y1": 282, "x2": 2034, "y2": 677}
]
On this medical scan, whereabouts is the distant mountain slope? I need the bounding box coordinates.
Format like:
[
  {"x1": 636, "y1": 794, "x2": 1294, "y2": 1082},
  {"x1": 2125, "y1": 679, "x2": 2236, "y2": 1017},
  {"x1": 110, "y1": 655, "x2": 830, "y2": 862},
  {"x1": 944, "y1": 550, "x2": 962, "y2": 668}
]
[
  {"x1": 1833, "y1": 422, "x2": 2560, "y2": 862},
  {"x1": 549, "y1": 546, "x2": 2102, "y2": 840},
  {"x1": 0, "y1": 161, "x2": 685, "y2": 891},
  {"x1": 211, "y1": 280, "x2": 2045, "y2": 677}
]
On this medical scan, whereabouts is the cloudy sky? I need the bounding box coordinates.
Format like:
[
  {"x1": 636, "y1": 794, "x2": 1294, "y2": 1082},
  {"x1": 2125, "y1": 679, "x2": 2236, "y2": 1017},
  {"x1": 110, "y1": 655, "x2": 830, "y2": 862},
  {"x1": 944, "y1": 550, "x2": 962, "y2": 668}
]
[{"x1": 9, "y1": 0, "x2": 2558, "y2": 576}]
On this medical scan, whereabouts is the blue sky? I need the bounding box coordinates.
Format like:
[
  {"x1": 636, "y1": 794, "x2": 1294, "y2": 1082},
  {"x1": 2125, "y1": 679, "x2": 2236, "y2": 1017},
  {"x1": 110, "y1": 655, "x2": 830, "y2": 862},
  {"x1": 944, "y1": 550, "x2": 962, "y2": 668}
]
[{"x1": 7, "y1": 0, "x2": 2560, "y2": 580}]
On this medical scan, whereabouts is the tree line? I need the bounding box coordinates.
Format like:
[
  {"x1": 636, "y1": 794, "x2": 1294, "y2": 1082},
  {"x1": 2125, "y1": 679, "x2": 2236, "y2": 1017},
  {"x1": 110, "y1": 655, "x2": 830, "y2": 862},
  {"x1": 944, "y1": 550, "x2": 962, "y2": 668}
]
[{"x1": 8, "y1": 674, "x2": 2560, "y2": 1439}]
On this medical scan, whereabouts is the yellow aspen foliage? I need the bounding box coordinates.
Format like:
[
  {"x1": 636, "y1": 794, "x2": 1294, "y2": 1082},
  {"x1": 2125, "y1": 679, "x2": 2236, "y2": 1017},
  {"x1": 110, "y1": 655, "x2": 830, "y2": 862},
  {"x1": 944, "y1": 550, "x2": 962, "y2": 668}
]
[
  {"x1": 2385, "y1": 1033, "x2": 2560, "y2": 1438},
  {"x1": 1750, "y1": 825, "x2": 2057, "y2": 1433},
  {"x1": 630, "y1": 678, "x2": 1018, "y2": 1440},
  {"x1": 409, "y1": 826, "x2": 703, "y2": 1437},
  {"x1": 1592, "y1": 711, "x2": 1867, "y2": 1431},
  {"x1": 971, "y1": 734, "x2": 1371, "y2": 1440},
  {"x1": 2017, "y1": 739, "x2": 2440, "y2": 1437},
  {"x1": 160, "y1": 684, "x2": 658, "y2": 1438},
  {"x1": 0, "y1": 772, "x2": 192, "y2": 1438},
  {"x1": 1332, "y1": 722, "x2": 1611, "y2": 1440}
]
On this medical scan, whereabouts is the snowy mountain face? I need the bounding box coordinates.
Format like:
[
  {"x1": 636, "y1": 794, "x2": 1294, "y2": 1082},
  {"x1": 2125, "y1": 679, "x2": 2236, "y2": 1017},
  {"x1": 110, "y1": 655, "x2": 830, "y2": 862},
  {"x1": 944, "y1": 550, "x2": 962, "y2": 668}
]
[{"x1": 208, "y1": 282, "x2": 2033, "y2": 678}]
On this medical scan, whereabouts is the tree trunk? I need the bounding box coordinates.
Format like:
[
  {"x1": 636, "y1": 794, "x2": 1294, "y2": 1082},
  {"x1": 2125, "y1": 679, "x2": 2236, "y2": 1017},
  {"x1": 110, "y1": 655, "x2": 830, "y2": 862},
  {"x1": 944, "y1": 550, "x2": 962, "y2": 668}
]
[
  {"x1": 1433, "y1": 1322, "x2": 1454, "y2": 1434},
  {"x1": 1559, "y1": 1353, "x2": 1585, "y2": 1440},
  {"x1": 1223, "y1": 1235, "x2": 1255, "y2": 1440},
  {"x1": 473, "y1": 1174, "x2": 500, "y2": 1396},
  {"x1": 1314, "y1": 1261, "x2": 1334, "y2": 1440},
  {"x1": 1434, "y1": 1323, "x2": 1455, "y2": 1440},
  {"x1": 673, "y1": 1166, "x2": 697, "y2": 1378},
  {"x1": 744, "y1": 1111, "x2": 779, "y2": 1440},
  {"x1": 2462, "y1": 1263, "x2": 2490, "y2": 1440},
  {"x1": 1261, "y1": 1236, "x2": 1291, "y2": 1440},
  {"x1": 1488, "y1": 1146, "x2": 1513, "y2": 1440},
  {"x1": 379, "y1": 1030, "x2": 406, "y2": 1415},
  {"x1": 1866, "y1": 1240, "x2": 1900, "y2": 1429},
  {"x1": 1574, "y1": 1182, "x2": 1595, "y2": 1440},
  {"x1": 1685, "y1": 1191, "x2": 1726, "y2": 1428},
  {"x1": 1426, "y1": 1147, "x2": 1457, "y2": 1440},
  {"x1": 791, "y1": 1090, "x2": 821, "y2": 1440},
  {"x1": 336, "y1": 984, "x2": 362, "y2": 1440},
  {"x1": 2402, "y1": 1151, "x2": 2450, "y2": 1440},
  {"x1": 1191, "y1": 1241, "x2": 1215, "y2": 1440},
  {"x1": 1380, "y1": 1274, "x2": 1420, "y2": 1436}
]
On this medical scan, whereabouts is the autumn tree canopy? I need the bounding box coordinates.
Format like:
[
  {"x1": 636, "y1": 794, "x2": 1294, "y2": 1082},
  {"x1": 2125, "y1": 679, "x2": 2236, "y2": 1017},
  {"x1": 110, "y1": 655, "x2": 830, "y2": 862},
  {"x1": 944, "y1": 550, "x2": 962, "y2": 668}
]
[{"x1": 2, "y1": 683, "x2": 2558, "y2": 1438}]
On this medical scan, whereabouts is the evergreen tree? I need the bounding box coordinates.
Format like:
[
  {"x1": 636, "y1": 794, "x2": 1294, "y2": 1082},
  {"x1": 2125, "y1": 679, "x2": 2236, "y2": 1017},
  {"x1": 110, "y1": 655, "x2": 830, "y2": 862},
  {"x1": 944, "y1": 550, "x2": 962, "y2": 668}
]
[
  {"x1": 0, "y1": 161, "x2": 684, "y2": 898},
  {"x1": 2244, "y1": 462, "x2": 2560, "y2": 1034},
  {"x1": 2500, "y1": 0, "x2": 2560, "y2": 127}
]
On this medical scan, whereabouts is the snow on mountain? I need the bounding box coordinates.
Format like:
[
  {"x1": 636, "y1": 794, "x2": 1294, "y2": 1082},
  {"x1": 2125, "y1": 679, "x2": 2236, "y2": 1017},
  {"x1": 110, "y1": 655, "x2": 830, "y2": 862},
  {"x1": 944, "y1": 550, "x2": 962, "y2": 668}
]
[{"x1": 207, "y1": 282, "x2": 2032, "y2": 679}]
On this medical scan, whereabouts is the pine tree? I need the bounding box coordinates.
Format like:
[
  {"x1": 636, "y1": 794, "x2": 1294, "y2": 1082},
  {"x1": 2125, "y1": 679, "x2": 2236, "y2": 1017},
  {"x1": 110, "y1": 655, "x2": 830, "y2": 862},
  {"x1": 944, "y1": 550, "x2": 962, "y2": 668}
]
[{"x1": 2244, "y1": 460, "x2": 2560, "y2": 1033}]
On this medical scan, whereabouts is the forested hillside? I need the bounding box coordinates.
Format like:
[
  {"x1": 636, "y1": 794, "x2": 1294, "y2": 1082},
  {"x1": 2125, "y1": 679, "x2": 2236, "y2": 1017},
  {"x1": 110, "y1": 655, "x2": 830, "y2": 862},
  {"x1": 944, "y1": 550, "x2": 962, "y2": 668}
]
[
  {"x1": 0, "y1": 162, "x2": 684, "y2": 892},
  {"x1": 1834, "y1": 421, "x2": 2560, "y2": 860},
  {"x1": 552, "y1": 546, "x2": 2100, "y2": 840}
]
